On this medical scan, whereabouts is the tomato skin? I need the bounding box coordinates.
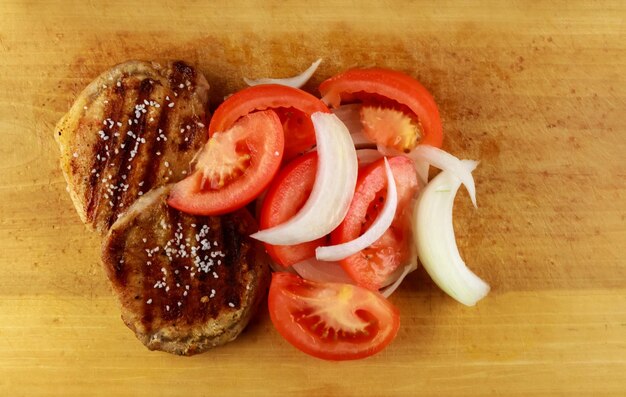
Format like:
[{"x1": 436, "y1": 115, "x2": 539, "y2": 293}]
[
  {"x1": 331, "y1": 156, "x2": 419, "y2": 290},
  {"x1": 268, "y1": 272, "x2": 400, "y2": 361},
  {"x1": 209, "y1": 84, "x2": 330, "y2": 160},
  {"x1": 319, "y1": 68, "x2": 443, "y2": 148},
  {"x1": 168, "y1": 110, "x2": 284, "y2": 215},
  {"x1": 259, "y1": 152, "x2": 324, "y2": 266}
]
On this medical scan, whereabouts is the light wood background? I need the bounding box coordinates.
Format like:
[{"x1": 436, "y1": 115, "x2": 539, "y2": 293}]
[{"x1": 1, "y1": 1, "x2": 625, "y2": 396}]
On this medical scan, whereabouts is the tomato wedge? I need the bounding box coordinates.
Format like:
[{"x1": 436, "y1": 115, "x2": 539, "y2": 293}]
[
  {"x1": 259, "y1": 152, "x2": 326, "y2": 266},
  {"x1": 168, "y1": 110, "x2": 284, "y2": 215},
  {"x1": 268, "y1": 272, "x2": 400, "y2": 360},
  {"x1": 319, "y1": 68, "x2": 443, "y2": 150},
  {"x1": 331, "y1": 156, "x2": 419, "y2": 290},
  {"x1": 209, "y1": 84, "x2": 330, "y2": 160}
]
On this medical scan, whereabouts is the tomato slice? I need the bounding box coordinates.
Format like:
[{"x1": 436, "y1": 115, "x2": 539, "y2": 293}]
[
  {"x1": 168, "y1": 110, "x2": 284, "y2": 215},
  {"x1": 268, "y1": 272, "x2": 400, "y2": 360},
  {"x1": 319, "y1": 68, "x2": 443, "y2": 150},
  {"x1": 331, "y1": 156, "x2": 419, "y2": 290},
  {"x1": 259, "y1": 152, "x2": 325, "y2": 266},
  {"x1": 209, "y1": 84, "x2": 330, "y2": 160}
]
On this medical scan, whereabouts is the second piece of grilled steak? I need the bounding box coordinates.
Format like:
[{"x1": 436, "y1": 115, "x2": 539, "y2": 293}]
[
  {"x1": 55, "y1": 60, "x2": 209, "y2": 234},
  {"x1": 102, "y1": 185, "x2": 270, "y2": 355}
]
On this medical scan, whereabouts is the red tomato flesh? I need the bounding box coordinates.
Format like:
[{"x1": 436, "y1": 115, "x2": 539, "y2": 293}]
[
  {"x1": 331, "y1": 156, "x2": 419, "y2": 290},
  {"x1": 259, "y1": 152, "x2": 326, "y2": 266},
  {"x1": 319, "y1": 68, "x2": 443, "y2": 149},
  {"x1": 209, "y1": 84, "x2": 330, "y2": 161},
  {"x1": 168, "y1": 109, "x2": 284, "y2": 215},
  {"x1": 268, "y1": 272, "x2": 400, "y2": 361}
]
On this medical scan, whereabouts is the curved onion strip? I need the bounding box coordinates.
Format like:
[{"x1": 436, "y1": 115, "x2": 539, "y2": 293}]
[
  {"x1": 251, "y1": 112, "x2": 358, "y2": 245},
  {"x1": 414, "y1": 160, "x2": 430, "y2": 186},
  {"x1": 413, "y1": 160, "x2": 489, "y2": 306},
  {"x1": 356, "y1": 148, "x2": 383, "y2": 166},
  {"x1": 408, "y1": 145, "x2": 477, "y2": 207},
  {"x1": 379, "y1": 224, "x2": 418, "y2": 296},
  {"x1": 380, "y1": 262, "x2": 417, "y2": 298},
  {"x1": 316, "y1": 158, "x2": 397, "y2": 261},
  {"x1": 292, "y1": 258, "x2": 354, "y2": 284},
  {"x1": 243, "y1": 58, "x2": 322, "y2": 88},
  {"x1": 377, "y1": 144, "x2": 429, "y2": 185}
]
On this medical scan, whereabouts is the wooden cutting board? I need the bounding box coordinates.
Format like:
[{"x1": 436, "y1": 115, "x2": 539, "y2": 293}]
[{"x1": 1, "y1": 1, "x2": 624, "y2": 396}]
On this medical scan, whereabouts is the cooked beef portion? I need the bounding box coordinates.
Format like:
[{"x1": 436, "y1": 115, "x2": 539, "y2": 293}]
[
  {"x1": 102, "y1": 186, "x2": 270, "y2": 355},
  {"x1": 55, "y1": 60, "x2": 209, "y2": 233}
]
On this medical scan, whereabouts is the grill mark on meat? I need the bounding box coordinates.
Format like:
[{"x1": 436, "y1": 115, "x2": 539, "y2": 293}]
[
  {"x1": 196, "y1": 216, "x2": 219, "y2": 320},
  {"x1": 85, "y1": 84, "x2": 126, "y2": 221},
  {"x1": 170, "y1": 61, "x2": 196, "y2": 91},
  {"x1": 118, "y1": 79, "x2": 162, "y2": 208},
  {"x1": 141, "y1": 232, "x2": 157, "y2": 330},
  {"x1": 107, "y1": 79, "x2": 155, "y2": 227},
  {"x1": 178, "y1": 115, "x2": 203, "y2": 152},
  {"x1": 184, "y1": 216, "x2": 204, "y2": 323},
  {"x1": 176, "y1": 213, "x2": 197, "y2": 324},
  {"x1": 86, "y1": 78, "x2": 138, "y2": 223},
  {"x1": 160, "y1": 205, "x2": 180, "y2": 322},
  {"x1": 142, "y1": 89, "x2": 170, "y2": 191},
  {"x1": 222, "y1": 217, "x2": 243, "y2": 309}
]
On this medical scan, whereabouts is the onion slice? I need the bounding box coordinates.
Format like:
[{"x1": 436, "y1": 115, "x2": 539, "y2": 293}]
[
  {"x1": 408, "y1": 145, "x2": 477, "y2": 207},
  {"x1": 316, "y1": 158, "x2": 397, "y2": 261},
  {"x1": 251, "y1": 112, "x2": 358, "y2": 245},
  {"x1": 414, "y1": 160, "x2": 489, "y2": 306},
  {"x1": 380, "y1": 261, "x2": 417, "y2": 298},
  {"x1": 379, "y1": 227, "x2": 418, "y2": 297},
  {"x1": 243, "y1": 58, "x2": 322, "y2": 88},
  {"x1": 292, "y1": 258, "x2": 354, "y2": 284},
  {"x1": 377, "y1": 144, "x2": 429, "y2": 185}
]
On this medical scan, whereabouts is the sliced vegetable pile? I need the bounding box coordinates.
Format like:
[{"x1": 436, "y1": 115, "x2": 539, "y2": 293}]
[{"x1": 167, "y1": 60, "x2": 489, "y2": 361}]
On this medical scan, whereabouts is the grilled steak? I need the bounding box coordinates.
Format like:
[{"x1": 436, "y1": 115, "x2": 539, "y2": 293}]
[
  {"x1": 55, "y1": 60, "x2": 210, "y2": 234},
  {"x1": 102, "y1": 185, "x2": 270, "y2": 355}
]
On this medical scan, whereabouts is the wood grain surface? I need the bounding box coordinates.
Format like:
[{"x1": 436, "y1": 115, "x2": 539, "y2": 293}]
[{"x1": 1, "y1": 1, "x2": 625, "y2": 396}]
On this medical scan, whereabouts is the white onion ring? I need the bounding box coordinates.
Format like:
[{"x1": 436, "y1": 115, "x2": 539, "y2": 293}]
[
  {"x1": 316, "y1": 158, "x2": 397, "y2": 261},
  {"x1": 413, "y1": 159, "x2": 489, "y2": 306},
  {"x1": 380, "y1": 261, "x2": 417, "y2": 298},
  {"x1": 379, "y1": 225, "x2": 418, "y2": 296},
  {"x1": 377, "y1": 144, "x2": 429, "y2": 185},
  {"x1": 243, "y1": 58, "x2": 322, "y2": 89},
  {"x1": 251, "y1": 112, "x2": 358, "y2": 245},
  {"x1": 292, "y1": 258, "x2": 354, "y2": 284},
  {"x1": 407, "y1": 145, "x2": 477, "y2": 207}
]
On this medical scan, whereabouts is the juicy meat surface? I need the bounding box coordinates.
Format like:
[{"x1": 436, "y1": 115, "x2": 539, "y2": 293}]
[
  {"x1": 102, "y1": 186, "x2": 270, "y2": 355},
  {"x1": 55, "y1": 60, "x2": 210, "y2": 234}
]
